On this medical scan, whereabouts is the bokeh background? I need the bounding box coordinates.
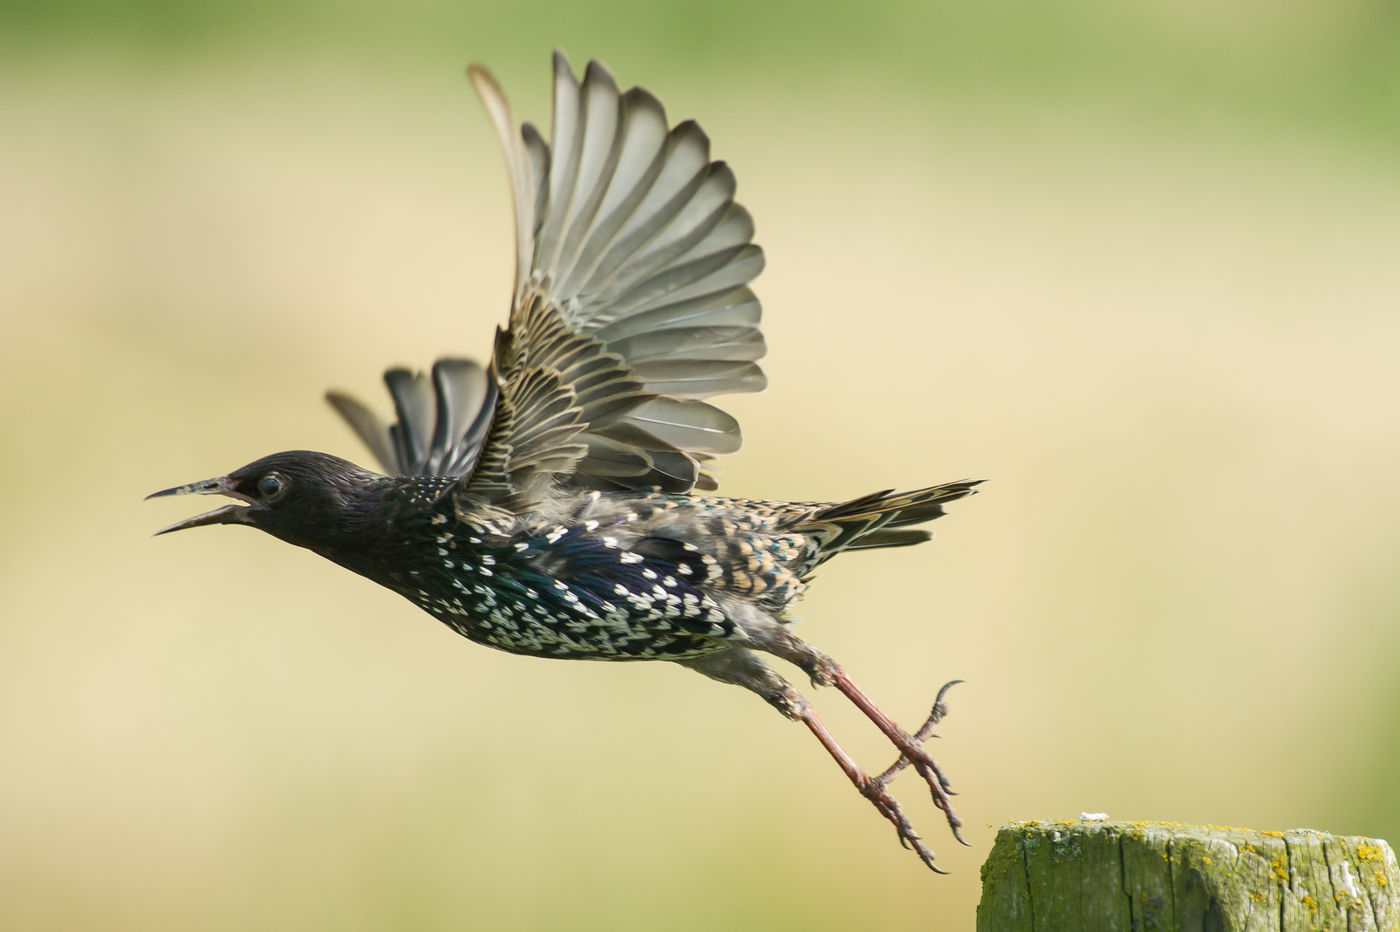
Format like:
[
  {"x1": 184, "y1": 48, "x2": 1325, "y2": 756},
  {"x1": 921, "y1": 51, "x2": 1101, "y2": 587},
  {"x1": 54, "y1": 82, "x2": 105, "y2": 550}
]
[{"x1": 4, "y1": 1, "x2": 1400, "y2": 928}]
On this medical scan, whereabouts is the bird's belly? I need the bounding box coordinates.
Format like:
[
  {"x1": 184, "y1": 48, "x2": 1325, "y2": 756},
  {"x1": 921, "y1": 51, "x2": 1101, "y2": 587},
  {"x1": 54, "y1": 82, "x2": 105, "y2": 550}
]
[
  {"x1": 403, "y1": 571, "x2": 731, "y2": 661},
  {"x1": 425, "y1": 599, "x2": 727, "y2": 660}
]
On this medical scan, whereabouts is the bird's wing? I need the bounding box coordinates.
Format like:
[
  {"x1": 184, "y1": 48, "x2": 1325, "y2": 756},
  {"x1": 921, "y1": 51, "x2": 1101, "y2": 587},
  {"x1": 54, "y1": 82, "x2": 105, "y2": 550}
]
[
  {"x1": 326, "y1": 358, "x2": 497, "y2": 478},
  {"x1": 458, "y1": 51, "x2": 766, "y2": 512}
]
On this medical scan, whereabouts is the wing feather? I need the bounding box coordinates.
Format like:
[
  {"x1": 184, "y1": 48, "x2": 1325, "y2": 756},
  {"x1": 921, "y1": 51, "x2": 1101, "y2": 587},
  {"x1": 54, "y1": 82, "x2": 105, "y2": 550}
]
[
  {"x1": 467, "y1": 65, "x2": 534, "y2": 294},
  {"x1": 326, "y1": 359, "x2": 494, "y2": 479}
]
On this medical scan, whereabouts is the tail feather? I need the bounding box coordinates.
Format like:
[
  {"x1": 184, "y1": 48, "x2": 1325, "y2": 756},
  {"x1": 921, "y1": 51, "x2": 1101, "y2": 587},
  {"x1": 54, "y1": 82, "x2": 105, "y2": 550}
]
[
  {"x1": 800, "y1": 479, "x2": 982, "y2": 564},
  {"x1": 839, "y1": 527, "x2": 935, "y2": 551}
]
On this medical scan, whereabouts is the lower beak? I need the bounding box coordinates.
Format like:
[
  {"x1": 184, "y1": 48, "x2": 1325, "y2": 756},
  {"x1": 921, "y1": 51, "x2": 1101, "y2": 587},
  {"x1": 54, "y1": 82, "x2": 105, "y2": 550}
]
[{"x1": 146, "y1": 476, "x2": 254, "y2": 535}]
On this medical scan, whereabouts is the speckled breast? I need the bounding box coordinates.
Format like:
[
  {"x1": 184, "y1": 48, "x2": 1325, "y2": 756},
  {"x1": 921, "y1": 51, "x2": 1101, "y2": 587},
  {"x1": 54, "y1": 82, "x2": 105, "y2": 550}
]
[{"x1": 398, "y1": 519, "x2": 739, "y2": 661}]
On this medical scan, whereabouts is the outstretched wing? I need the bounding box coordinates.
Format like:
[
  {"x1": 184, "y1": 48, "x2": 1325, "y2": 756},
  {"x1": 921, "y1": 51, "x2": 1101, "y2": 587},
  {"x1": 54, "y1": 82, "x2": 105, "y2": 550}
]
[
  {"x1": 326, "y1": 54, "x2": 766, "y2": 502},
  {"x1": 460, "y1": 52, "x2": 766, "y2": 511}
]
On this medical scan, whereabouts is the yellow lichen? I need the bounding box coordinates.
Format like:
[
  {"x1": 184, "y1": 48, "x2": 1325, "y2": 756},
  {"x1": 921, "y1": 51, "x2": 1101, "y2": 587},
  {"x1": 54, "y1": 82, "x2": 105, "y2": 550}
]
[
  {"x1": 1262, "y1": 830, "x2": 1285, "y2": 838},
  {"x1": 1358, "y1": 843, "x2": 1384, "y2": 862},
  {"x1": 1241, "y1": 844, "x2": 1257, "y2": 854},
  {"x1": 1374, "y1": 870, "x2": 1388, "y2": 887},
  {"x1": 1303, "y1": 894, "x2": 1317, "y2": 913}
]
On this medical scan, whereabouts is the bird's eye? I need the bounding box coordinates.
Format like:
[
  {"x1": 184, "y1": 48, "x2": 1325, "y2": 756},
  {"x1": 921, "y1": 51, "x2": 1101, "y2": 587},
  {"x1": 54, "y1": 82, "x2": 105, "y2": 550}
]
[{"x1": 258, "y1": 473, "x2": 287, "y2": 501}]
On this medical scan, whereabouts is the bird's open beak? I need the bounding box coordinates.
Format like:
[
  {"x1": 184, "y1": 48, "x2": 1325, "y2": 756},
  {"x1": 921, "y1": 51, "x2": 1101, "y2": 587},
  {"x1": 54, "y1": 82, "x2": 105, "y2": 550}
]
[{"x1": 146, "y1": 476, "x2": 256, "y2": 535}]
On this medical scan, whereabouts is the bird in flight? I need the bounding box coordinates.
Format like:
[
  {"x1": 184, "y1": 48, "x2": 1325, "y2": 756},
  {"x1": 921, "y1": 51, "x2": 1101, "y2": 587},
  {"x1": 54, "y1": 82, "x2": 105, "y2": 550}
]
[{"x1": 150, "y1": 51, "x2": 981, "y2": 871}]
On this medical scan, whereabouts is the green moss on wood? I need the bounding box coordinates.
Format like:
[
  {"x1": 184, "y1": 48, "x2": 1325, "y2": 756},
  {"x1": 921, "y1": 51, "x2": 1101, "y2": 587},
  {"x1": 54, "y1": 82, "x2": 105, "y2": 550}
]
[{"x1": 977, "y1": 820, "x2": 1399, "y2": 931}]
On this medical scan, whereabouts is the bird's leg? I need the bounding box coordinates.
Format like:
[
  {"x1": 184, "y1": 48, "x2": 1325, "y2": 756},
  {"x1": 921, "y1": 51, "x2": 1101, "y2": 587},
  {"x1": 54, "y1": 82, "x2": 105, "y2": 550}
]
[
  {"x1": 680, "y1": 648, "x2": 947, "y2": 871},
  {"x1": 794, "y1": 699, "x2": 947, "y2": 872},
  {"x1": 829, "y1": 669, "x2": 962, "y2": 836},
  {"x1": 741, "y1": 625, "x2": 965, "y2": 845}
]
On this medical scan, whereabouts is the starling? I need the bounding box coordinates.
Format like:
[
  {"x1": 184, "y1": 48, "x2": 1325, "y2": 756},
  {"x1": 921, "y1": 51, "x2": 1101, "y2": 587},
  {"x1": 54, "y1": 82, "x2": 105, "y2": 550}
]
[{"x1": 149, "y1": 52, "x2": 981, "y2": 871}]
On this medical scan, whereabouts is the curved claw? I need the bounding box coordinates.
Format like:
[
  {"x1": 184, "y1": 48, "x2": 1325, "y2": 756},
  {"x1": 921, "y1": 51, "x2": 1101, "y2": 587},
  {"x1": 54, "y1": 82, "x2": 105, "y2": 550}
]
[
  {"x1": 897, "y1": 825, "x2": 946, "y2": 873},
  {"x1": 936, "y1": 679, "x2": 966, "y2": 703}
]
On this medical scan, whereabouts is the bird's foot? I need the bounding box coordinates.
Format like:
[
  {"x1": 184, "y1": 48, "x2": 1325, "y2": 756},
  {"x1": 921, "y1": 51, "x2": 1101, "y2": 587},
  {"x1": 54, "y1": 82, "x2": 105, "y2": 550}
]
[
  {"x1": 750, "y1": 628, "x2": 964, "y2": 844},
  {"x1": 680, "y1": 645, "x2": 964, "y2": 870},
  {"x1": 796, "y1": 703, "x2": 946, "y2": 872},
  {"x1": 796, "y1": 678, "x2": 963, "y2": 872},
  {"x1": 868, "y1": 679, "x2": 965, "y2": 845},
  {"x1": 856, "y1": 771, "x2": 948, "y2": 873}
]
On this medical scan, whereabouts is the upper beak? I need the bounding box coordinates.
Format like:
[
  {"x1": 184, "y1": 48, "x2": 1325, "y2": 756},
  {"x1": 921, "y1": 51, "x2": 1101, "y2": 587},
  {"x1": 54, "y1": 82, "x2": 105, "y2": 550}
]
[{"x1": 146, "y1": 476, "x2": 256, "y2": 535}]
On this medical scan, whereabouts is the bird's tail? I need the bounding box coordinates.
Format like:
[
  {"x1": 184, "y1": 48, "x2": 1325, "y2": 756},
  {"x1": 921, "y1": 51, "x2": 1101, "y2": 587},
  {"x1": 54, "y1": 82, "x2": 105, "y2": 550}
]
[{"x1": 799, "y1": 479, "x2": 983, "y2": 564}]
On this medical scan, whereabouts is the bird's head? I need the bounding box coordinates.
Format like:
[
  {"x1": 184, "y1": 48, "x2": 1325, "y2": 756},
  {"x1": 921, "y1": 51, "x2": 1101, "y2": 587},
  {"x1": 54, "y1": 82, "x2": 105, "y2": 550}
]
[{"x1": 148, "y1": 450, "x2": 389, "y2": 554}]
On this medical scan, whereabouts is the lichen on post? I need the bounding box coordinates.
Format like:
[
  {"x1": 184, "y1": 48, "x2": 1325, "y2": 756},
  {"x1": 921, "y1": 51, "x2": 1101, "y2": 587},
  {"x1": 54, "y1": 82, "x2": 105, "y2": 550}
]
[{"x1": 977, "y1": 819, "x2": 1399, "y2": 931}]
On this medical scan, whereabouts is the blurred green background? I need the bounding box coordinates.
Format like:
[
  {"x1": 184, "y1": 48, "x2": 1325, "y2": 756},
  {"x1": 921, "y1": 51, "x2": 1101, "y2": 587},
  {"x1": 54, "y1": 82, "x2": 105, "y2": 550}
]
[{"x1": 4, "y1": 1, "x2": 1400, "y2": 928}]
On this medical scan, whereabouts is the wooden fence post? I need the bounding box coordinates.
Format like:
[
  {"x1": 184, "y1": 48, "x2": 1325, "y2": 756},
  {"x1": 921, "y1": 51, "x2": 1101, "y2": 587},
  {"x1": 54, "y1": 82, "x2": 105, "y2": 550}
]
[{"x1": 977, "y1": 819, "x2": 1399, "y2": 930}]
